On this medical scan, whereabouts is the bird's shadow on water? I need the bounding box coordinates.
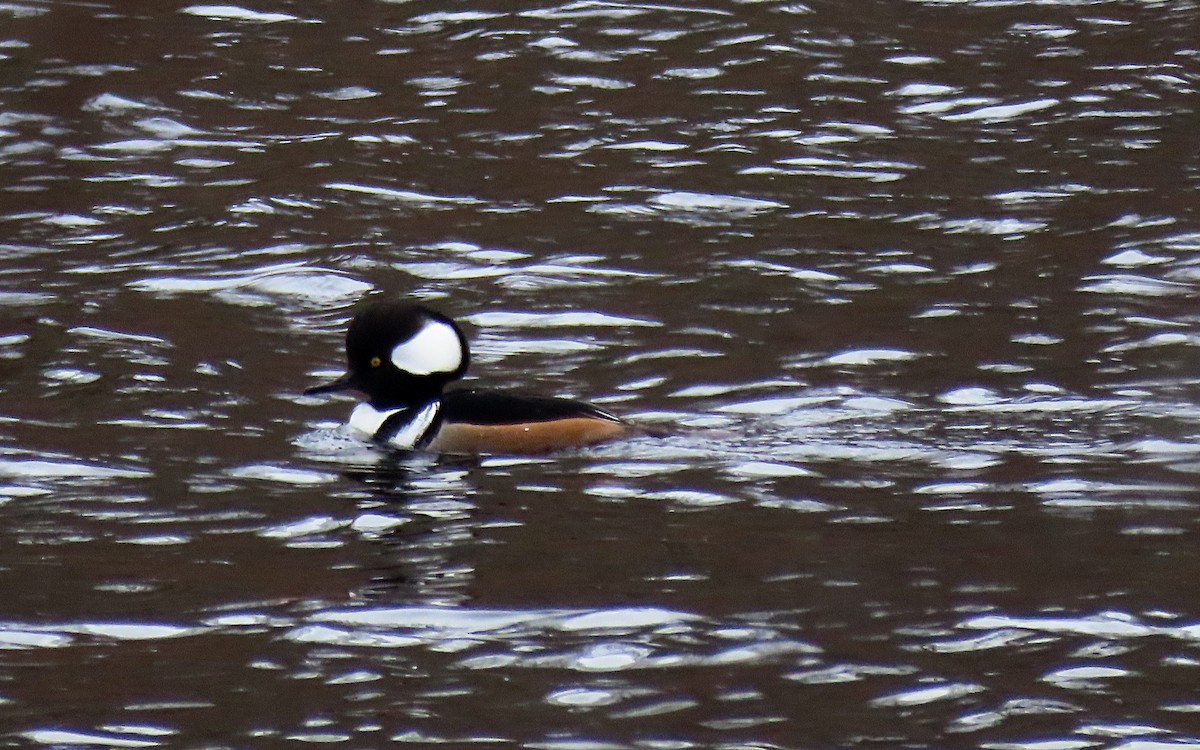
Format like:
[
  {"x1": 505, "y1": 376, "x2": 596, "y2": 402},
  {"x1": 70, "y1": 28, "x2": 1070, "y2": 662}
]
[
  {"x1": 294, "y1": 418, "x2": 805, "y2": 606},
  {"x1": 295, "y1": 422, "x2": 720, "y2": 606},
  {"x1": 322, "y1": 448, "x2": 488, "y2": 606}
]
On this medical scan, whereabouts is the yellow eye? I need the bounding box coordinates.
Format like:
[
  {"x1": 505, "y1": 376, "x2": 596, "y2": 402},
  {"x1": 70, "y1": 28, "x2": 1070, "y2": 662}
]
[{"x1": 369, "y1": 356, "x2": 382, "y2": 368}]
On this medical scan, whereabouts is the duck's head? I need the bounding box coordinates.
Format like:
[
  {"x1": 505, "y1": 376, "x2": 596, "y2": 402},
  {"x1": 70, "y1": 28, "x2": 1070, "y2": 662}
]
[{"x1": 305, "y1": 301, "x2": 469, "y2": 408}]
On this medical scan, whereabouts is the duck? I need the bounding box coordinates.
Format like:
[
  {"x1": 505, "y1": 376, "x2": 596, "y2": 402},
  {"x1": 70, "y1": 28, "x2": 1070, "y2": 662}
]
[{"x1": 304, "y1": 300, "x2": 634, "y2": 454}]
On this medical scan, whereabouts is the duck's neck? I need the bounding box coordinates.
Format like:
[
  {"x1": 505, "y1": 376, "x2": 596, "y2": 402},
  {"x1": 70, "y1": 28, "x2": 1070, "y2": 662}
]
[{"x1": 366, "y1": 379, "x2": 447, "y2": 411}]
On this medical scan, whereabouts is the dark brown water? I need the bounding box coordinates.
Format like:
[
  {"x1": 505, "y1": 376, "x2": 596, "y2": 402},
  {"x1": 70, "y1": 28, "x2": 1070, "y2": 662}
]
[{"x1": 3, "y1": 0, "x2": 1200, "y2": 747}]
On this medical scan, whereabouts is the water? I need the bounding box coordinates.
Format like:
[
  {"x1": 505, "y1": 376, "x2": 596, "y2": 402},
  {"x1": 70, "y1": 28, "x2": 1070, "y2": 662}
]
[{"x1": 2, "y1": 0, "x2": 1200, "y2": 747}]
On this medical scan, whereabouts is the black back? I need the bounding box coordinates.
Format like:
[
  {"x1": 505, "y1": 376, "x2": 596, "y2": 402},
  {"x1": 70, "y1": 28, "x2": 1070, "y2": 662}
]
[{"x1": 442, "y1": 389, "x2": 620, "y2": 426}]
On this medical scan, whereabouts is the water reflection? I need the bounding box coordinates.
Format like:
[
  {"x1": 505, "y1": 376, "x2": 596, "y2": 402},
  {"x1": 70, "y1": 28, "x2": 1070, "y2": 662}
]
[{"x1": 2, "y1": 0, "x2": 1200, "y2": 746}]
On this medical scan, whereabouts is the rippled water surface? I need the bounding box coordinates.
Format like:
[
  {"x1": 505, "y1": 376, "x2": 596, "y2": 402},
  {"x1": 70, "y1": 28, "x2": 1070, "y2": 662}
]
[{"x1": 3, "y1": 0, "x2": 1200, "y2": 747}]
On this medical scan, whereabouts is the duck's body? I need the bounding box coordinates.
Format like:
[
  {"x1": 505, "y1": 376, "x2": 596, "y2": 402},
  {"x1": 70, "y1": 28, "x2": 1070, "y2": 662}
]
[
  {"x1": 344, "y1": 388, "x2": 629, "y2": 453},
  {"x1": 305, "y1": 301, "x2": 633, "y2": 454}
]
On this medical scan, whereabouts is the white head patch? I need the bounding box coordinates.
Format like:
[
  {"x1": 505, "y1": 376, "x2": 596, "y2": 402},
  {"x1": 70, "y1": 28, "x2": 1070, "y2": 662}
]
[{"x1": 390, "y1": 318, "x2": 462, "y2": 376}]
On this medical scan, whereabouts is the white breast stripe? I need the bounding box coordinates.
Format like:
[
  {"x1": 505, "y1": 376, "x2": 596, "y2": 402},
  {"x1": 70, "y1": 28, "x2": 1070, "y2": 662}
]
[
  {"x1": 390, "y1": 319, "x2": 462, "y2": 375},
  {"x1": 348, "y1": 400, "x2": 442, "y2": 449},
  {"x1": 349, "y1": 402, "x2": 401, "y2": 438},
  {"x1": 386, "y1": 400, "x2": 440, "y2": 449}
]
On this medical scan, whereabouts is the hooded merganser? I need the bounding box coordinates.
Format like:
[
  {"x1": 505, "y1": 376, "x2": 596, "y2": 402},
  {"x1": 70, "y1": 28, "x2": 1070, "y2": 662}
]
[{"x1": 304, "y1": 300, "x2": 633, "y2": 454}]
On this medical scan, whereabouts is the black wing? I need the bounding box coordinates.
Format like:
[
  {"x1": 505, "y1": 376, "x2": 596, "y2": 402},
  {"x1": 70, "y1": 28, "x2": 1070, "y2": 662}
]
[{"x1": 442, "y1": 389, "x2": 621, "y2": 425}]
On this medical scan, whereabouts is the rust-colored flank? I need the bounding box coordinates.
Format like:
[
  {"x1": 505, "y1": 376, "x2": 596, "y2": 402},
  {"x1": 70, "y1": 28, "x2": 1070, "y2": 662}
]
[{"x1": 425, "y1": 416, "x2": 632, "y2": 454}]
